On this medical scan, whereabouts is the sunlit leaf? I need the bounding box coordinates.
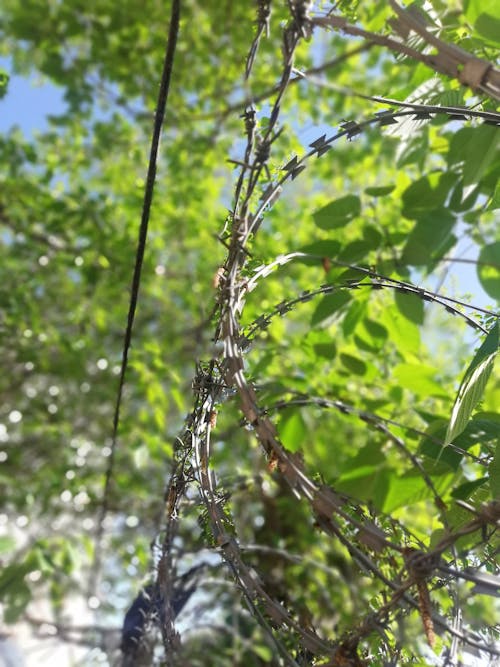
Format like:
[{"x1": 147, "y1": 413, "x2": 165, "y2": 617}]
[
  {"x1": 279, "y1": 408, "x2": 307, "y2": 452},
  {"x1": 394, "y1": 290, "x2": 425, "y2": 324},
  {"x1": 445, "y1": 323, "x2": 499, "y2": 445},
  {"x1": 477, "y1": 241, "x2": 500, "y2": 299}
]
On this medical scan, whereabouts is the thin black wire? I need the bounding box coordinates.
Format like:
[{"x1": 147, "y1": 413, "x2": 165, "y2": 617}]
[{"x1": 91, "y1": 0, "x2": 181, "y2": 592}]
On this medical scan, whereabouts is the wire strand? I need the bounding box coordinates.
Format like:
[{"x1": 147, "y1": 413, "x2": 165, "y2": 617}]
[{"x1": 90, "y1": 0, "x2": 182, "y2": 596}]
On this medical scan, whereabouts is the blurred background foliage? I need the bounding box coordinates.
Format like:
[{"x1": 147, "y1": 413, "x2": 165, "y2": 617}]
[{"x1": 0, "y1": 1, "x2": 499, "y2": 665}]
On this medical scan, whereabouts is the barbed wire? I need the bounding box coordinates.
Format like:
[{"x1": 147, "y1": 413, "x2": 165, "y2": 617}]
[{"x1": 140, "y1": 3, "x2": 500, "y2": 664}]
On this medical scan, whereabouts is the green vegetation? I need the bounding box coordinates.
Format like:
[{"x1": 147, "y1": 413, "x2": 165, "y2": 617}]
[{"x1": 0, "y1": 1, "x2": 499, "y2": 665}]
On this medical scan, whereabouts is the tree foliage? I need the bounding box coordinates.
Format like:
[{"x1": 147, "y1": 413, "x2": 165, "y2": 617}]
[{"x1": 0, "y1": 1, "x2": 499, "y2": 665}]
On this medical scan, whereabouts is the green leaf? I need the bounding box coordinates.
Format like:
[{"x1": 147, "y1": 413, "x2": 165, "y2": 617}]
[
  {"x1": 455, "y1": 413, "x2": 500, "y2": 450},
  {"x1": 420, "y1": 421, "x2": 462, "y2": 470},
  {"x1": 347, "y1": 309, "x2": 387, "y2": 352},
  {"x1": 279, "y1": 408, "x2": 307, "y2": 452},
  {"x1": 379, "y1": 305, "x2": 420, "y2": 359},
  {"x1": 448, "y1": 126, "x2": 500, "y2": 191},
  {"x1": 338, "y1": 239, "x2": 373, "y2": 263},
  {"x1": 0, "y1": 70, "x2": 9, "y2": 99},
  {"x1": 394, "y1": 290, "x2": 425, "y2": 324},
  {"x1": 402, "y1": 176, "x2": 449, "y2": 219},
  {"x1": 487, "y1": 183, "x2": 500, "y2": 211},
  {"x1": 313, "y1": 342, "x2": 337, "y2": 359},
  {"x1": 0, "y1": 563, "x2": 33, "y2": 623},
  {"x1": 298, "y1": 240, "x2": 341, "y2": 260},
  {"x1": 393, "y1": 363, "x2": 449, "y2": 398},
  {"x1": 365, "y1": 185, "x2": 394, "y2": 197},
  {"x1": 465, "y1": 0, "x2": 500, "y2": 45},
  {"x1": 449, "y1": 179, "x2": 480, "y2": 212},
  {"x1": 463, "y1": 126, "x2": 500, "y2": 187},
  {"x1": 340, "y1": 353, "x2": 367, "y2": 375},
  {"x1": 312, "y1": 195, "x2": 361, "y2": 229},
  {"x1": 362, "y1": 224, "x2": 383, "y2": 248},
  {"x1": 342, "y1": 298, "x2": 367, "y2": 337},
  {"x1": 477, "y1": 241, "x2": 500, "y2": 300},
  {"x1": 421, "y1": 414, "x2": 500, "y2": 471},
  {"x1": 253, "y1": 643, "x2": 274, "y2": 662},
  {"x1": 445, "y1": 323, "x2": 499, "y2": 445},
  {"x1": 311, "y1": 292, "x2": 351, "y2": 326},
  {"x1": 451, "y1": 478, "x2": 489, "y2": 500},
  {"x1": 335, "y1": 444, "x2": 387, "y2": 505},
  {"x1": 401, "y1": 208, "x2": 456, "y2": 266},
  {"x1": 382, "y1": 472, "x2": 432, "y2": 513},
  {"x1": 363, "y1": 318, "x2": 388, "y2": 341}
]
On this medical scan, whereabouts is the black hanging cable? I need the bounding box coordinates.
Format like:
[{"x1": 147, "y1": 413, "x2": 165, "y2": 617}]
[{"x1": 90, "y1": 0, "x2": 181, "y2": 592}]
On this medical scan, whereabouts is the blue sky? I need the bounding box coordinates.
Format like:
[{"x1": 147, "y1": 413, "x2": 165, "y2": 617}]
[{"x1": 0, "y1": 56, "x2": 66, "y2": 135}]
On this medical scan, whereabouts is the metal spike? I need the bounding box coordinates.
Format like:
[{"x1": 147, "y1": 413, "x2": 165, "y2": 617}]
[
  {"x1": 309, "y1": 134, "x2": 327, "y2": 149},
  {"x1": 282, "y1": 156, "x2": 299, "y2": 172},
  {"x1": 316, "y1": 144, "x2": 332, "y2": 157},
  {"x1": 291, "y1": 165, "x2": 306, "y2": 180},
  {"x1": 341, "y1": 119, "x2": 362, "y2": 139},
  {"x1": 377, "y1": 112, "x2": 399, "y2": 126}
]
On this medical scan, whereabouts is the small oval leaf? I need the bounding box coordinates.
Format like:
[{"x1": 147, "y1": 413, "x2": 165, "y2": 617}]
[
  {"x1": 313, "y1": 195, "x2": 361, "y2": 230},
  {"x1": 365, "y1": 185, "x2": 395, "y2": 197}
]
